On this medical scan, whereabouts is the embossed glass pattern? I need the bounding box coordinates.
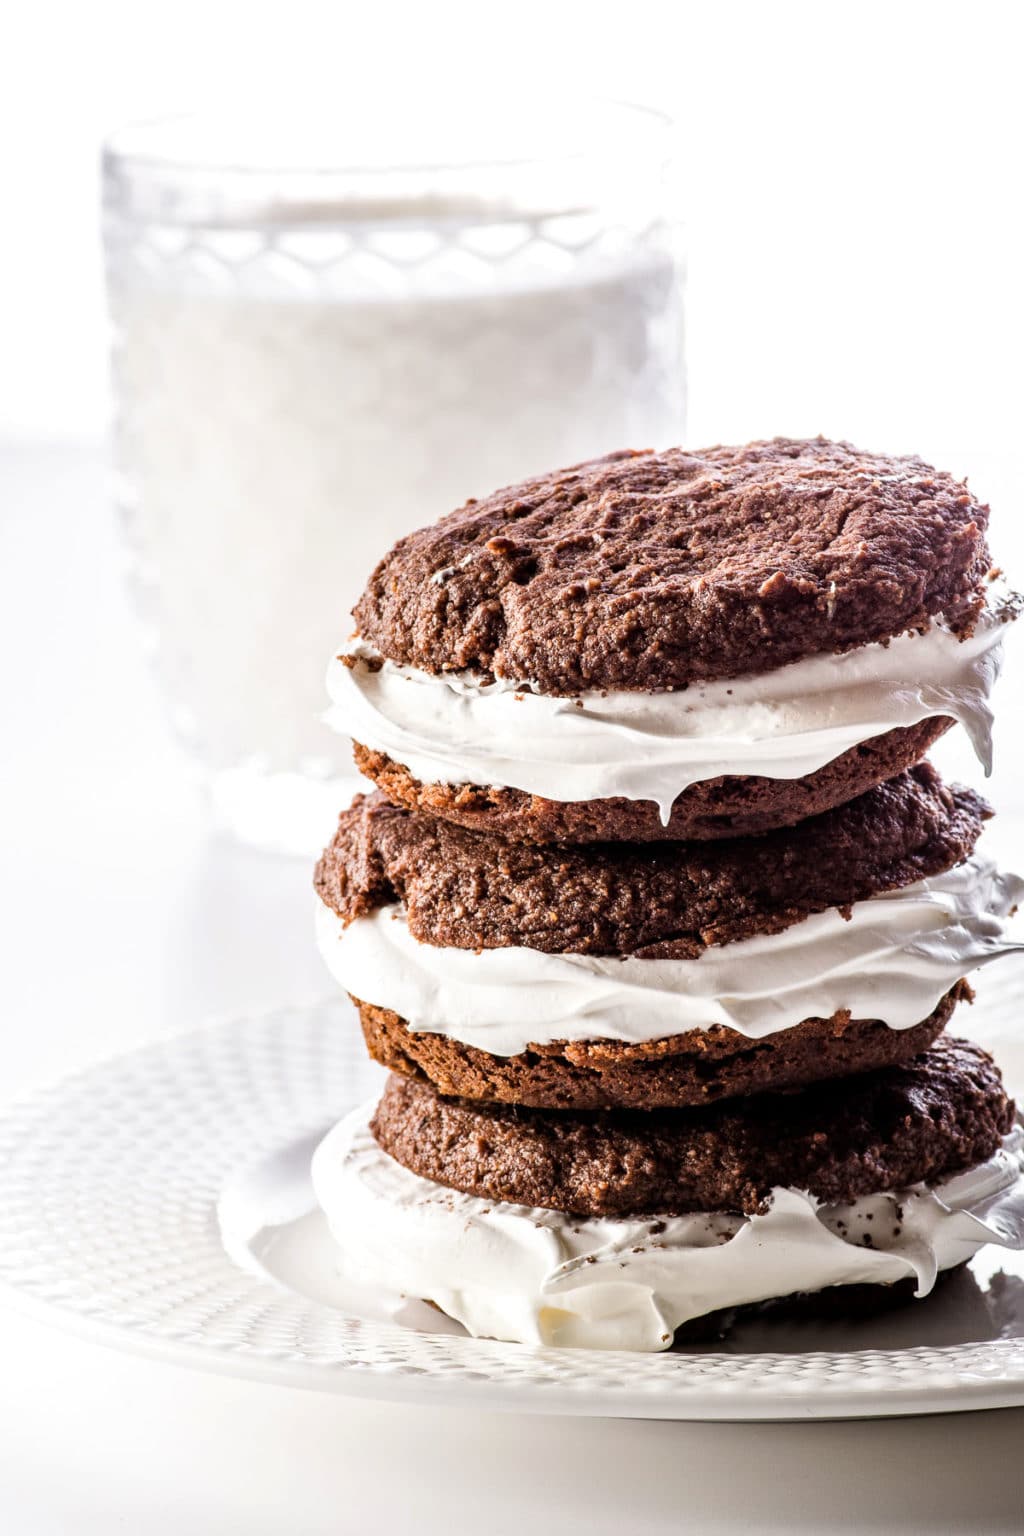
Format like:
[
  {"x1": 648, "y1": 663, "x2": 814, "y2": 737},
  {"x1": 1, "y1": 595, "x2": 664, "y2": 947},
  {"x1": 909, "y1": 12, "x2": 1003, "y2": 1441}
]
[{"x1": 102, "y1": 104, "x2": 686, "y2": 852}]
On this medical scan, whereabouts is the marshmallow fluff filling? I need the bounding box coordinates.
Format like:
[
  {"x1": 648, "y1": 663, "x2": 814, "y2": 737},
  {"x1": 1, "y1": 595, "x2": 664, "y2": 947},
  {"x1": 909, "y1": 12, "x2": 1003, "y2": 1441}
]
[
  {"x1": 325, "y1": 607, "x2": 1008, "y2": 822},
  {"x1": 317, "y1": 598, "x2": 1023, "y2": 1349},
  {"x1": 315, "y1": 854, "x2": 1024, "y2": 1054},
  {"x1": 312, "y1": 1108, "x2": 1024, "y2": 1352}
]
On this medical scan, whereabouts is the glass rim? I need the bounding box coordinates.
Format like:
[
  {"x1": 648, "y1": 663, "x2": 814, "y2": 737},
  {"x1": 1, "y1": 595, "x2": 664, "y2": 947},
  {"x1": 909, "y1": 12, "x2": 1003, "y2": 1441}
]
[
  {"x1": 103, "y1": 97, "x2": 671, "y2": 179},
  {"x1": 101, "y1": 97, "x2": 675, "y2": 228}
]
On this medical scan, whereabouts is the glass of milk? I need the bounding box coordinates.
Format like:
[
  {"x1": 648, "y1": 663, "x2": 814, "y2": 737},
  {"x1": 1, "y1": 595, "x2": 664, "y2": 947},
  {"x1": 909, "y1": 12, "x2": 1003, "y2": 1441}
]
[{"x1": 102, "y1": 101, "x2": 686, "y2": 853}]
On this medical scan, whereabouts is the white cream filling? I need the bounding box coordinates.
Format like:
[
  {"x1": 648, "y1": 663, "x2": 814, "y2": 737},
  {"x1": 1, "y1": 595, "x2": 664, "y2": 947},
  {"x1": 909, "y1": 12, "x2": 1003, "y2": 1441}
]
[
  {"x1": 315, "y1": 854, "x2": 1024, "y2": 1054},
  {"x1": 324, "y1": 607, "x2": 1008, "y2": 821},
  {"x1": 312, "y1": 1110, "x2": 1024, "y2": 1352}
]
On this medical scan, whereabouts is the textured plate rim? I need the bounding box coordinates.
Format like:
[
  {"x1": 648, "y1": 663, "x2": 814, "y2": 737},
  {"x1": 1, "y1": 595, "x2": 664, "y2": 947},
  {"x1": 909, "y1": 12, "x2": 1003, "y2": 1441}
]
[{"x1": 0, "y1": 999, "x2": 1023, "y2": 1421}]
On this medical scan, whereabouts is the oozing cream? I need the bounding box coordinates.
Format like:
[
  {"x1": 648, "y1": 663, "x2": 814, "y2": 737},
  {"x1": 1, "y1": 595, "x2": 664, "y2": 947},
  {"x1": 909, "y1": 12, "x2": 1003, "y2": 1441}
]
[
  {"x1": 312, "y1": 1110, "x2": 1024, "y2": 1352},
  {"x1": 325, "y1": 606, "x2": 1010, "y2": 821},
  {"x1": 315, "y1": 854, "x2": 1024, "y2": 1054}
]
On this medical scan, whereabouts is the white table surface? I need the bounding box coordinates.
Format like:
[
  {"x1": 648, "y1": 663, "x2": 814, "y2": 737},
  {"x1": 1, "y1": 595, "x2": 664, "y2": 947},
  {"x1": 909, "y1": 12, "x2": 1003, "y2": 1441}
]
[{"x1": 3, "y1": 439, "x2": 1024, "y2": 1535}]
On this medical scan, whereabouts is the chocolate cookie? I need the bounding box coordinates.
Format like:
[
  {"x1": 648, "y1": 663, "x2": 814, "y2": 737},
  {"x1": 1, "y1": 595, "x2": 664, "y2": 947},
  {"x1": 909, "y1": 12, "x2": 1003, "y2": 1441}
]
[
  {"x1": 354, "y1": 438, "x2": 991, "y2": 695},
  {"x1": 370, "y1": 1036, "x2": 1015, "y2": 1217},
  {"x1": 316, "y1": 766, "x2": 988, "y2": 957},
  {"x1": 352, "y1": 718, "x2": 952, "y2": 844},
  {"x1": 355, "y1": 983, "x2": 964, "y2": 1111}
]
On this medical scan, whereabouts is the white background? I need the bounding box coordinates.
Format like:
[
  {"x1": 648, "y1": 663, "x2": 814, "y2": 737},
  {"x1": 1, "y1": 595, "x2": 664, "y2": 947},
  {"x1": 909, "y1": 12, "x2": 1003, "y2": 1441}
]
[
  {"x1": 3, "y1": 4, "x2": 1024, "y2": 1532},
  {"x1": 3, "y1": 0, "x2": 1023, "y2": 461}
]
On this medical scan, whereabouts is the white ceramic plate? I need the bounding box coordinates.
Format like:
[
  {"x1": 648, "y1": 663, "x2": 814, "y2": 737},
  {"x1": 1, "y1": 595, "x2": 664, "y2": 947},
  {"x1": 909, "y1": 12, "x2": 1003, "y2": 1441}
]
[{"x1": 1, "y1": 982, "x2": 1023, "y2": 1421}]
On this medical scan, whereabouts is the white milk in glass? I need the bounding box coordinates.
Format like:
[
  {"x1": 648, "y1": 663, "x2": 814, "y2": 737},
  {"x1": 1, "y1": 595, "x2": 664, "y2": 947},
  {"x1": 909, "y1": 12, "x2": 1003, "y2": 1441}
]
[{"x1": 104, "y1": 107, "x2": 686, "y2": 851}]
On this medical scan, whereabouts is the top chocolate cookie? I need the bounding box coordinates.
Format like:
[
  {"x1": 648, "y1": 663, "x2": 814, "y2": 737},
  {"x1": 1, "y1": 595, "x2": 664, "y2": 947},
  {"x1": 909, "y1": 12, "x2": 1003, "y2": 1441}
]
[{"x1": 353, "y1": 437, "x2": 991, "y2": 693}]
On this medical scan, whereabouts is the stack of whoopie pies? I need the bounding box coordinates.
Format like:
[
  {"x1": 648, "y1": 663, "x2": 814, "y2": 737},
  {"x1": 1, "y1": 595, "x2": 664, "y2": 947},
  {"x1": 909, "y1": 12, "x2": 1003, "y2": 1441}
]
[{"x1": 312, "y1": 438, "x2": 1024, "y2": 1351}]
